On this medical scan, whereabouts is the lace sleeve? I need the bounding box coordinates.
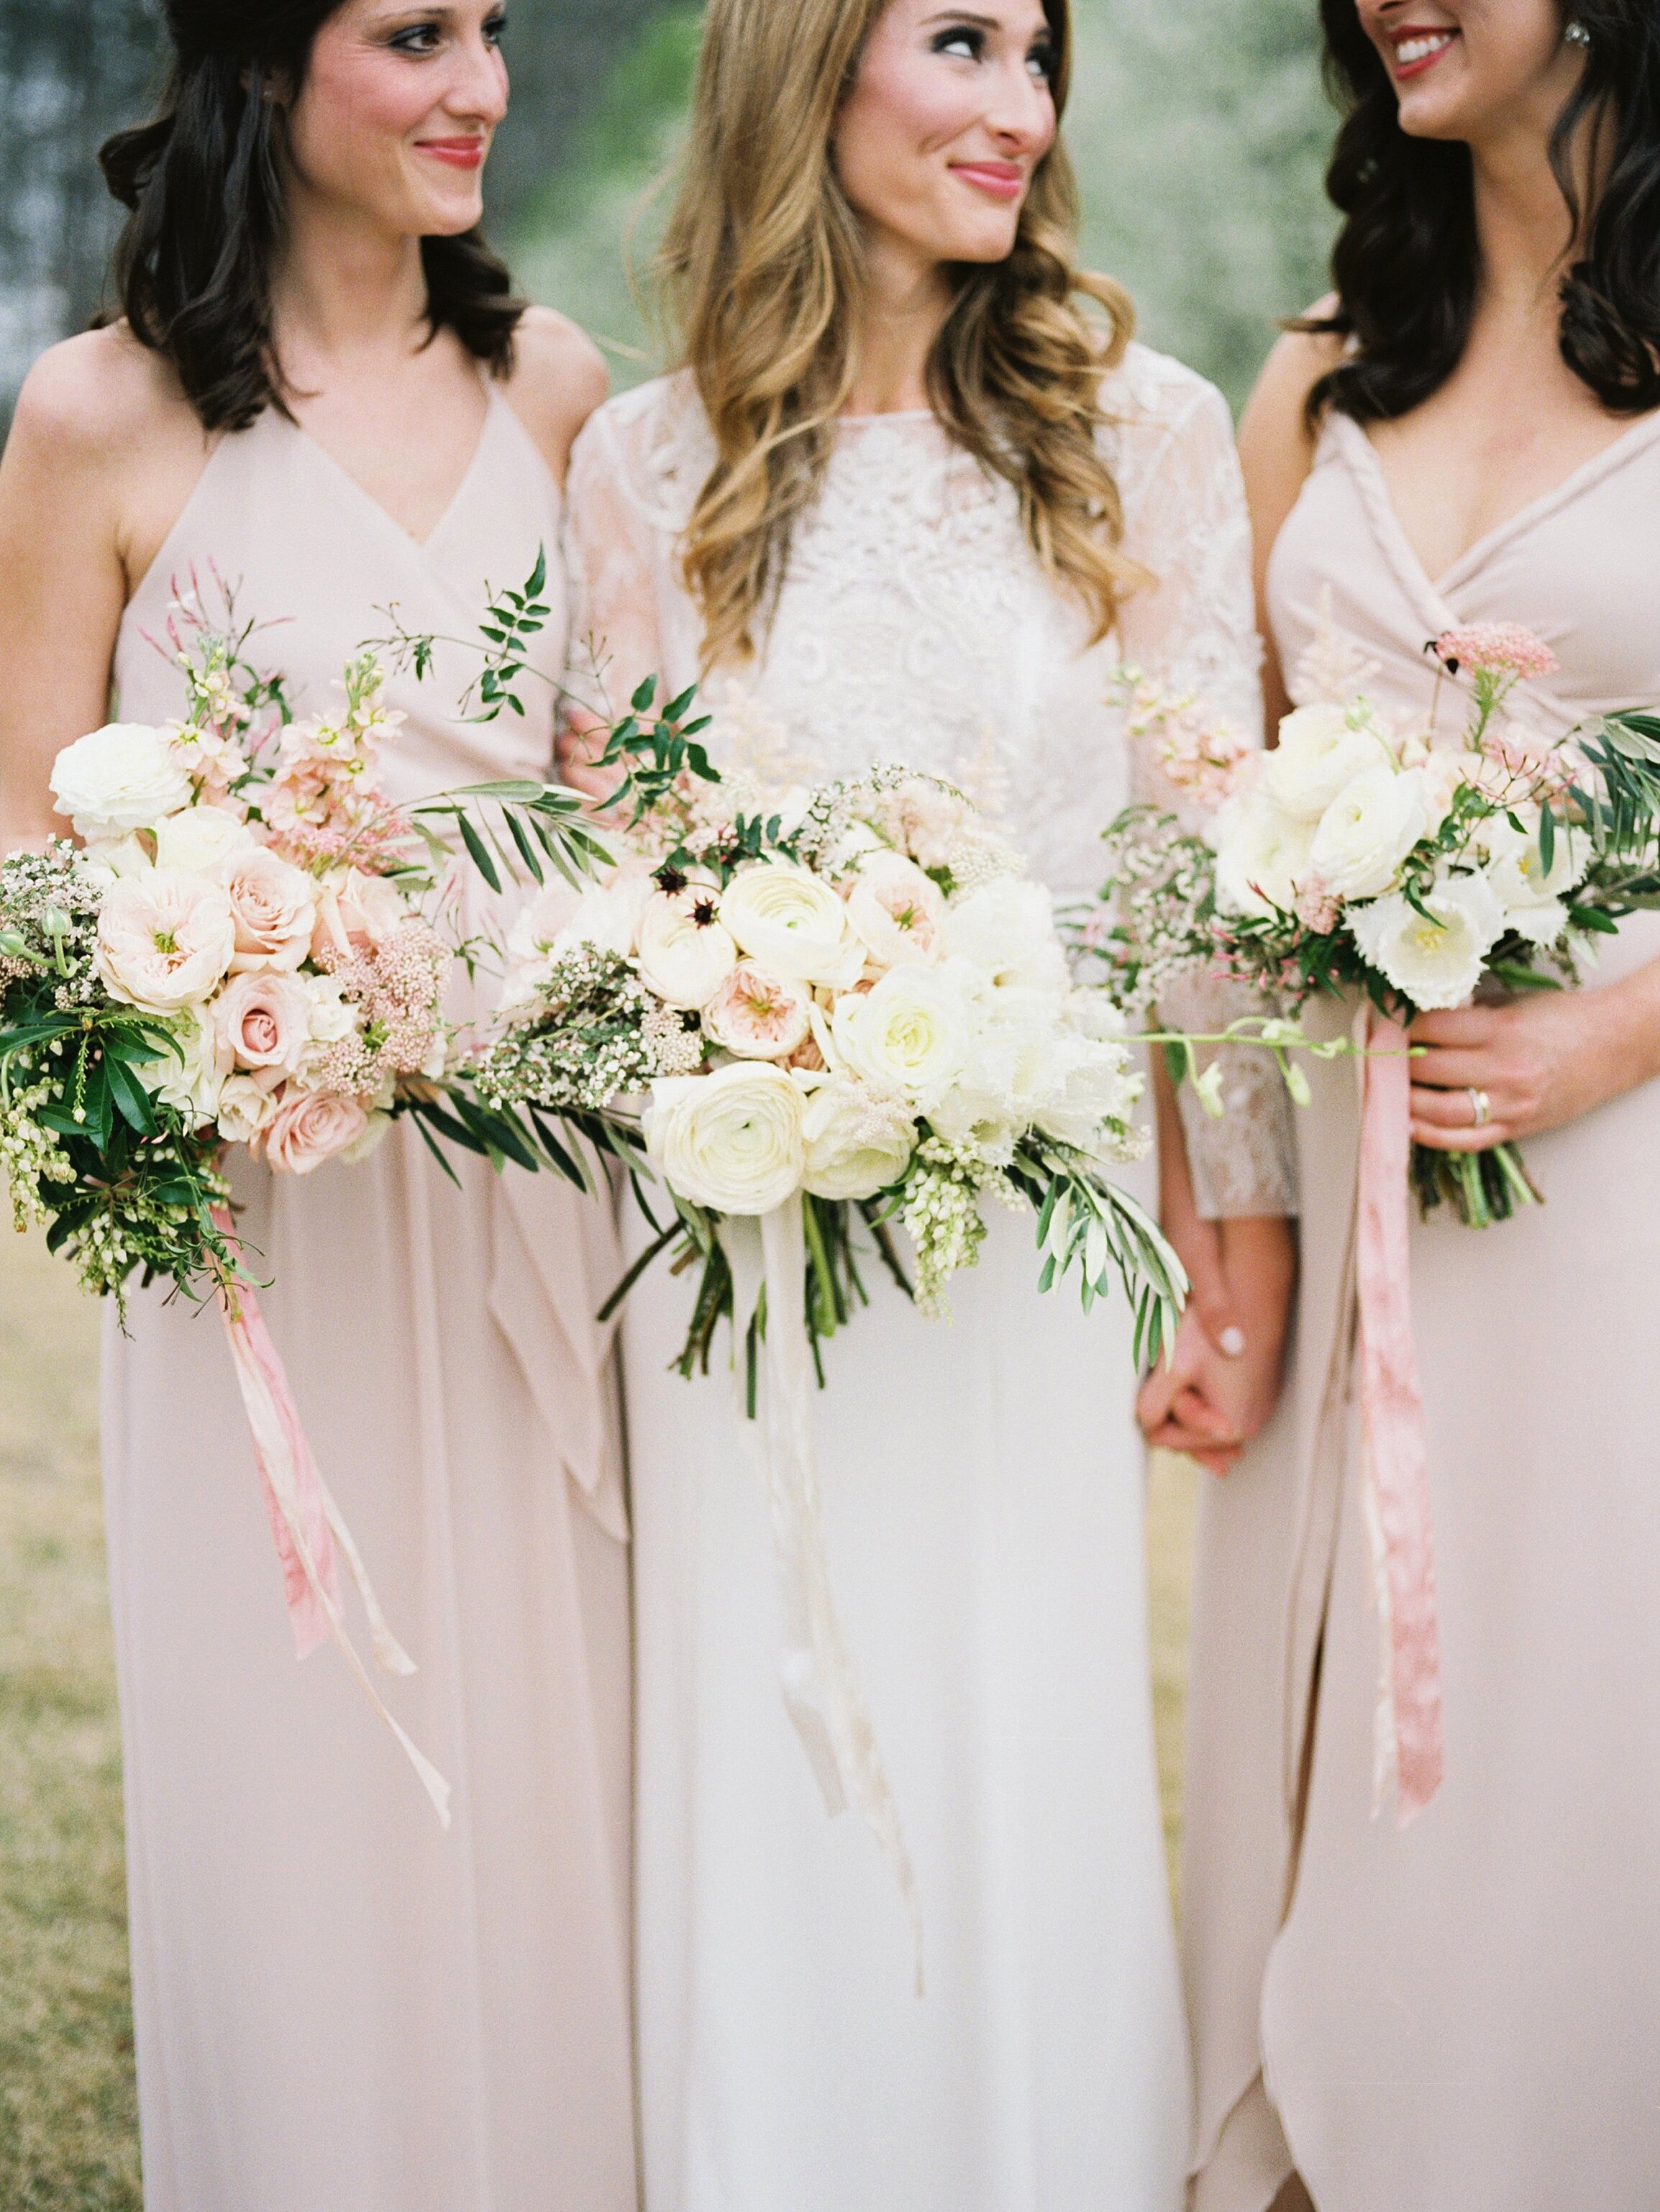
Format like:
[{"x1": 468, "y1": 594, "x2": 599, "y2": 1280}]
[
  {"x1": 560, "y1": 401, "x2": 678, "y2": 724},
  {"x1": 1116, "y1": 376, "x2": 1299, "y2": 1219}
]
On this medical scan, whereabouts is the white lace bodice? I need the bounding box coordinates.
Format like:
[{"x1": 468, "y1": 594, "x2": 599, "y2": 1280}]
[{"x1": 563, "y1": 343, "x2": 1295, "y2": 1215}]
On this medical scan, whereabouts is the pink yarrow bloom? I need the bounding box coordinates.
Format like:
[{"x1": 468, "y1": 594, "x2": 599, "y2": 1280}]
[{"x1": 1433, "y1": 624, "x2": 1559, "y2": 682}]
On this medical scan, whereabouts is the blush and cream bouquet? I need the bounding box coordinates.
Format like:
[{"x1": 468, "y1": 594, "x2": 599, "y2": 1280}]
[{"x1": 467, "y1": 690, "x2": 1186, "y2": 1381}]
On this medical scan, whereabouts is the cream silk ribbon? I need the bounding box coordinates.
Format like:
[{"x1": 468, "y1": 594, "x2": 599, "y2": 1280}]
[
  {"x1": 213, "y1": 1210, "x2": 452, "y2": 1826},
  {"x1": 721, "y1": 1197, "x2": 924, "y2": 1988},
  {"x1": 1356, "y1": 1010, "x2": 1446, "y2": 1823}
]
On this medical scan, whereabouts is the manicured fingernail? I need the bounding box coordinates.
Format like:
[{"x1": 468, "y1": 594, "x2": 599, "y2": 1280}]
[{"x1": 1219, "y1": 1326, "x2": 1247, "y2": 1358}]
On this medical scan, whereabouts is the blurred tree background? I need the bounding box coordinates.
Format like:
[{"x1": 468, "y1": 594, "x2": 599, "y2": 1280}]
[{"x1": 0, "y1": 0, "x2": 1338, "y2": 426}]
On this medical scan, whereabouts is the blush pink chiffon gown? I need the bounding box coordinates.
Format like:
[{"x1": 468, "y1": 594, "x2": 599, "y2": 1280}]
[
  {"x1": 1182, "y1": 404, "x2": 1660, "y2": 2211},
  {"x1": 101, "y1": 385, "x2": 639, "y2": 2211}
]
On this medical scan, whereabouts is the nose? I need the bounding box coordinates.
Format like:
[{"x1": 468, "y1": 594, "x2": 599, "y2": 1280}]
[
  {"x1": 444, "y1": 27, "x2": 509, "y2": 127},
  {"x1": 985, "y1": 52, "x2": 1055, "y2": 155}
]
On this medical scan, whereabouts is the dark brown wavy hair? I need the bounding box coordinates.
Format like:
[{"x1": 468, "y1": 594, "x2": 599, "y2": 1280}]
[
  {"x1": 97, "y1": 0, "x2": 524, "y2": 432},
  {"x1": 660, "y1": 0, "x2": 1140, "y2": 668},
  {"x1": 1304, "y1": 0, "x2": 1660, "y2": 426}
]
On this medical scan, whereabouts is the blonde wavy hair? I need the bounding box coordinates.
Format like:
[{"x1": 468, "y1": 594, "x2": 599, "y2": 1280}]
[{"x1": 659, "y1": 0, "x2": 1142, "y2": 669}]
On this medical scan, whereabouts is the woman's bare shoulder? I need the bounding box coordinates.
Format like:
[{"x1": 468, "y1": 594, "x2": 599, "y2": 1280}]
[
  {"x1": 1239, "y1": 303, "x2": 1346, "y2": 465},
  {"x1": 501, "y1": 306, "x2": 610, "y2": 481},
  {"x1": 9, "y1": 325, "x2": 198, "y2": 471}
]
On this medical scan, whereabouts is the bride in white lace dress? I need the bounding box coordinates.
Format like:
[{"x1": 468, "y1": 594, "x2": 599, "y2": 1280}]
[{"x1": 562, "y1": 1, "x2": 1290, "y2": 2203}]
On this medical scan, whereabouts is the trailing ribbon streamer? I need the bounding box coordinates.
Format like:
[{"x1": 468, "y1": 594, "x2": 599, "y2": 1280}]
[
  {"x1": 721, "y1": 1198, "x2": 924, "y2": 1990},
  {"x1": 1355, "y1": 1010, "x2": 1445, "y2": 1823},
  {"x1": 211, "y1": 1208, "x2": 452, "y2": 1826}
]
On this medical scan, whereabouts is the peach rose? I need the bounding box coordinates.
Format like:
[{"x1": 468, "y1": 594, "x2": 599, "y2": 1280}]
[
  {"x1": 255, "y1": 1087, "x2": 370, "y2": 1176},
  {"x1": 311, "y1": 868, "x2": 407, "y2": 961},
  {"x1": 212, "y1": 969, "x2": 312, "y2": 1074},
  {"x1": 222, "y1": 846, "x2": 318, "y2": 973},
  {"x1": 703, "y1": 962, "x2": 813, "y2": 1060}
]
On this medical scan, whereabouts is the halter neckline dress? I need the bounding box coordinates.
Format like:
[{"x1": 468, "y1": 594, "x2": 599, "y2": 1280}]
[
  {"x1": 1181, "y1": 400, "x2": 1660, "y2": 2212},
  {"x1": 104, "y1": 382, "x2": 639, "y2": 2212}
]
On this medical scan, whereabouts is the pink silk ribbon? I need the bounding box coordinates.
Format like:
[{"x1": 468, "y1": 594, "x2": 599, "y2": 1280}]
[
  {"x1": 1356, "y1": 1009, "x2": 1446, "y2": 1824},
  {"x1": 211, "y1": 1209, "x2": 452, "y2": 1826}
]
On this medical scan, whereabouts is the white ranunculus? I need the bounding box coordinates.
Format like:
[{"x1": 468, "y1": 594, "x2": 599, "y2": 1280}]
[
  {"x1": 798, "y1": 1077, "x2": 916, "y2": 1200},
  {"x1": 50, "y1": 723, "x2": 194, "y2": 842},
  {"x1": 1213, "y1": 796, "x2": 1315, "y2": 920},
  {"x1": 644, "y1": 1061, "x2": 806, "y2": 1215},
  {"x1": 138, "y1": 1002, "x2": 224, "y2": 1128},
  {"x1": 94, "y1": 869, "x2": 237, "y2": 1013},
  {"x1": 1265, "y1": 701, "x2": 1395, "y2": 822},
  {"x1": 719, "y1": 861, "x2": 863, "y2": 989},
  {"x1": 1482, "y1": 810, "x2": 1587, "y2": 946},
  {"x1": 939, "y1": 877, "x2": 1068, "y2": 993},
  {"x1": 636, "y1": 884, "x2": 740, "y2": 1010},
  {"x1": 1308, "y1": 764, "x2": 1428, "y2": 900},
  {"x1": 844, "y1": 850, "x2": 945, "y2": 971},
  {"x1": 152, "y1": 805, "x2": 255, "y2": 874},
  {"x1": 1349, "y1": 872, "x2": 1507, "y2": 1012},
  {"x1": 829, "y1": 964, "x2": 974, "y2": 1111}
]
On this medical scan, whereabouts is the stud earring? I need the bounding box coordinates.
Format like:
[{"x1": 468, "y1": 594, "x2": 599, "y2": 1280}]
[{"x1": 1564, "y1": 18, "x2": 1592, "y2": 47}]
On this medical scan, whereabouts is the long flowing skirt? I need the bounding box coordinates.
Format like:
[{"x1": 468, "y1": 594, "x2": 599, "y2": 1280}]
[
  {"x1": 101, "y1": 1129, "x2": 639, "y2": 2212},
  {"x1": 624, "y1": 1203, "x2": 1188, "y2": 2212}
]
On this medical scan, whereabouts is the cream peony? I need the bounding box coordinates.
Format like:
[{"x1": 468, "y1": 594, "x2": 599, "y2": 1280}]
[
  {"x1": 798, "y1": 1077, "x2": 916, "y2": 1200},
  {"x1": 719, "y1": 861, "x2": 863, "y2": 989},
  {"x1": 1213, "y1": 796, "x2": 1315, "y2": 919},
  {"x1": 152, "y1": 804, "x2": 255, "y2": 873},
  {"x1": 95, "y1": 869, "x2": 237, "y2": 1013},
  {"x1": 1350, "y1": 872, "x2": 1507, "y2": 1011},
  {"x1": 257, "y1": 1088, "x2": 370, "y2": 1176},
  {"x1": 1264, "y1": 701, "x2": 1394, "y2": 822},
  {"x1": 702, "y1": 963, "x2": 813, "y2": 1060},
  {"x1": 829, "y1": 964, "x2": 972, "y2": 1111},
  {"x1": 216, "y1": 1072, "x2": 281, "y2": 1143},
  {"x1": 645, "y1": 1061, "x2": 806, "y2": 1215},
  {"x1": 222, "y1": 846, "x2": 318, "y2": 972},
  {"x1": 50, "y1": 723, "x2": 194, "y2": 842},
  {"x1": 1307, "y1": 765, "x2": 1428, "y2": 900},
  {"x1": 636, "y1": 883, "x2": 740, "y2": 1010},
  {"x1": 844, "y1": 851, "x2": 944, "y2": 970},
  {"x1": 939, "y1": 878, "x2": 1068, "y2": 993},
  {"x1": 212, "y1": 969, "x2": 314, "y2": 1074},
  {"x1": 1483, "y1": 811, "x2": 1586, "y2": 946}
]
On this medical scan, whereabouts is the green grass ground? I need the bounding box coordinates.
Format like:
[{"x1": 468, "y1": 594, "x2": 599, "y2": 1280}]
[{"x1": 0, "y1": 1227, "x2": 1197, "y2": 2203}]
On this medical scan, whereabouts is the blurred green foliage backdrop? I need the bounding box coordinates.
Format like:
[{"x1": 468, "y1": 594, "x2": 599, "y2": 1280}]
[{"x1": 0, "y1": 0, "x2": 1336, "y2": 420}]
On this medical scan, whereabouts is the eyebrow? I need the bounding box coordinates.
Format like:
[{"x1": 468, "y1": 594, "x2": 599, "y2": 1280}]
[{"x1": 919, "y1": 8, "x2": 1053, "y2": 33}]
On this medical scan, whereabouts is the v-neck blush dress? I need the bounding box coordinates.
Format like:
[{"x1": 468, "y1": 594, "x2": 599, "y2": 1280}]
[
  {"x1": 1181, "y1": 405, "x2": 1660, "y2": 2212},
  {"x1": 101, "y1": 387, "x2": 639, "y2": 2211}
]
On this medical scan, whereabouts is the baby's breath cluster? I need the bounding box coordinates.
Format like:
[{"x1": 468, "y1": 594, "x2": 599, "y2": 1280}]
[
  {"x1": 1077, "y1": 808, "x2": 1218, "y2": 1014},
  {"x1": 471, "y1": 944, "x2": 703, "y2": 1115}
]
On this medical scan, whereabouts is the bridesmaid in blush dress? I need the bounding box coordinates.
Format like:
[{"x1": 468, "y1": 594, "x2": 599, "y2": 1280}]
[
  {"x1": 1172, "y1": 3, "x2": 1660, "y2": 2207},
  {"x1": 0, "y1": 4, "x2": 637, "y2": 2208}
]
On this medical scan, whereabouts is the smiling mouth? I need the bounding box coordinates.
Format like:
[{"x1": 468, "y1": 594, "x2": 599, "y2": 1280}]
[
  {"x1": 949, "y1": 161, "x2": 1026, "y2": 203},
  {"x1": 416, "y1": 137, "x2": 487, "y2": 169},
  {"x1": 1390, "y1": 27, "x2": 1458, "y2": 78}
]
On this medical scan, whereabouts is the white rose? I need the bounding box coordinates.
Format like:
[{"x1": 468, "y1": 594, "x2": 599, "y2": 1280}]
[
  {"x1": 1482, "y1": 811, "x2": 1587, "y2": 946},
  {"x1": 719, "y1": 861, "x2": 863, "y2": 989},
  {"x1": 94, "y1": 869, "x2": 237, "y2": 1013},
  {"x1": 702, "y1": 963, "x2": 813, "y2": 1060},
  {"x1": 844, "y1": 851, "x2": 944, "y2": 971},
  {"x1": 830, "y1": 964, "x2": 973, "y2": 1111},
  {"x1": 939, "y1": 877, "x2": 1068, "y2": 993},
  {"x1": 1265, "y1": 702, "x2": 1394, "y2": 822},
  {"x1": 637, "y1": 884, "x2": 740, "y2": 1010},
  {"x1": 798, "y1": 1077, "x2": 916, "y2": 1200},
  {"x1": 1213, "y1": 796, "x2": 1315, "y2": 920},
  {"x1": 50, "y1": 723, "x2": 195, "y2": 842},
  {"x1": 1308, "y1": 765, "x2": 1428, "y2": 900},
  {"x1": 138, "y1": 1002, "x2": 224, "y2": 1128},
  {"x1": 1349, "y1": 871, "x2": 1507, "y2": 1012},
  {"x1": 644, "y1": 1061, "x2": 806, "y2": 1215},
  {"x1": 216, "y1": 1071, "x2": 281, "y2": 1143},
  {"x1": 152, "y1": 805, "x2": 255, "y2": 873}
]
